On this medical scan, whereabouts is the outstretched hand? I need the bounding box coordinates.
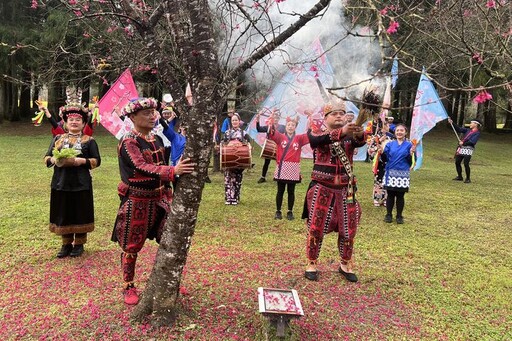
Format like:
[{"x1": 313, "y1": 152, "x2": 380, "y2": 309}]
[
  {"x1": 174, "y1": 157, "x2": 196, "y2": 175},
  {"x1": 342, "y1": 123, "x2": 363, "y2": 137}
]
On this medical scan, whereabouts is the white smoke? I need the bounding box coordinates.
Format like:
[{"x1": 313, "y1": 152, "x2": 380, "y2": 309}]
[{"x1": 212, "y1": 0, "x2": 386, "y2": 104}]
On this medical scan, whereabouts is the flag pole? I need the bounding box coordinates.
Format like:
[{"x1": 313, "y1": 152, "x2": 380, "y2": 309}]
[{"x1": 448, "y1": 120, "x2": 461, "y2": 143}]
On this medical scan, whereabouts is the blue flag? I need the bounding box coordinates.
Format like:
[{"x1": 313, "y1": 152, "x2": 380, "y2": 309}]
[
  {"x1": 391, "y1": 57, "x2": 398, "y2": 89},
  {"x1": 410, "y1": 70, "x2": 448, "y2": 170}
]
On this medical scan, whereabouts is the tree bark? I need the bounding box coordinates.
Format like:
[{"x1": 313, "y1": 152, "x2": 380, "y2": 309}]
[{"x1": 129, "y1": 0, "x2": 333, "y2": 327}]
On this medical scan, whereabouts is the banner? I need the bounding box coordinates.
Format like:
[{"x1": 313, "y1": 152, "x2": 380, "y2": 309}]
[
  {"x1": 98, "y1": 69, "x2": 139, "y2": 139},
  {"x1": 410, "y1": 71, "x2": 448, "y2": 170},
  {"x1": 247, "y1": 40, "x2": 342, "y2": 158}
]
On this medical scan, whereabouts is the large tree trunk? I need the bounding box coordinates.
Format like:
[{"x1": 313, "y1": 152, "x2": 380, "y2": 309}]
[
  {"x1": 130, "y1": 0, "x2": 224, "y2": 326},
  {"x1": 127, "y1": 0, "x2": 332, "y2": 326}
]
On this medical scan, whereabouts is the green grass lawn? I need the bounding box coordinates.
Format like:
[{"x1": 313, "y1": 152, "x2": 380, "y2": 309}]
[{"x1": 0, "y1": 122, "x2": 511, "y2": 340}]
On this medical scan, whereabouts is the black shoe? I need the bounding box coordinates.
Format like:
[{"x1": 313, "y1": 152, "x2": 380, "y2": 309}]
[
  {"x1": 452, "y1": 176, "x2": 463, "y2": 181},
  {"x1": 339, "y1": 267, "x2": 358, "y2": 283},
  {"x1": 70, "y1": 244, "x2": 84, "y2": 257},
  {"x1": 464, "y1": 178, "x2": 471, "y2": 183},
  {"x1": 304, "y1": 271, "x2": 318, "y2": 281},
  {"x1": 257, "y1": 177, "x2": 266, "y2": 184},
  {"x1": 57, "y1": 244, "x2": 73, "y2": 258},
  {"x1": 274, "y1": 211, "x2": 282, "y2": 220},
  {"x1": 384, "y1": 214, "x2": 393, "y2": 223},
  {"x1": 286, "y1": 211, "x2": 294, "y2": 220},
  {"x1": 396, "y1": 216, "x2": 404, "y2": 224},
  {"x1": 204, "y1": 176, "x2": 211, "y2": 183}
]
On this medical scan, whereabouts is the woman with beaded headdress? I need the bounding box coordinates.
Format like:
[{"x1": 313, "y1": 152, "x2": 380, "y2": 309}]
[
  {"x1": 266, "y1": 114, "x2": 309, "y2": 220},
  {"x1": 43, "y1": 89, "x2": 101, "y2": 258},
  {"x1": 37, "y1": 88, "x2": 96, "y2": 137}
]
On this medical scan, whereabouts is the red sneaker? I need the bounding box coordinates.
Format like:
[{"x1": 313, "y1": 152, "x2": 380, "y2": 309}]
[{"x1": 123, "y1": 287, "x2": 139, "y2": 305}]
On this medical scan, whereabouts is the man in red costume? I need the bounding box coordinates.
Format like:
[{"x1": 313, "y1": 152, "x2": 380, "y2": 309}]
[
  {"x1": 112, "y1": 97, "x2": 195, "y2": 305},
  {"x1": 302, "y1": 100, "x2": 366, "y2": 282}
]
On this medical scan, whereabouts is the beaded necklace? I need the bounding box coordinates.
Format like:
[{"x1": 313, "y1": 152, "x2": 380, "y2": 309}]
[
  {"x1": 132, "y1": 129, "x2": 156, "y2": 142},
  {"x1": 62, "y1": 132, "x2": 82, "y2": 152}
]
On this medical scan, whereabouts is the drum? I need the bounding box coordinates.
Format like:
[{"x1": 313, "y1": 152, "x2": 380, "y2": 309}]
[
  {"x1": 221, "y1": 143, "x2": 252, "y2": 170},
  {"x1": 260, "y1": 139, "x2": 277, "y2": 160}
]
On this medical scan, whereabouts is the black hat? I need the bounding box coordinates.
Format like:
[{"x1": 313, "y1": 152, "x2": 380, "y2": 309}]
[{"x1": 470, "y1": 119, "x2": 482, "y2": 126}]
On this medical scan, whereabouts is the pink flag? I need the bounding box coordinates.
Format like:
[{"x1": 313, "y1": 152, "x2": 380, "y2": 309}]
[{"x1": 98, "y1": 69, "x2": 139, "y2": 139}]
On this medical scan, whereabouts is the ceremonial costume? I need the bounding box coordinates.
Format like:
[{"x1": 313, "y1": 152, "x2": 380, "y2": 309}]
[
  {"x1": 268, "y1": 125, "x2": 308, "y2": 219},
  {"x1": 381, "y1": 137, "x2": 414, "y2": 224},
  {"x1": 256, "y1": 120, "x2": 285, "y2": 183},
  {"x1": 367, "y1": 131, "x2": 394, "y2": 206},
  {"x1": 112, "y1": 97, "x2": 182, "y2": 304},
  {"x1": 303, "y1": 126, "x2": 366, "y2": 279},
  {"x1": 112, "y1": 130, "x2": 174, "y2": 285},
  {"x1": 48, "y1": 114, "x2": 94, "y2": 136},
  {"x1": 44, "y1": 93, "x2": 101, "y2": 258},
  {"x1": 223, "y1": 127, "x2": 250, "y2": 205},
  {"x1": 452, "y1": 121, "x2": 481, "y2": 183},
  {"x1": 382, "y1": 140, "x2": 414, "y2": 192}
]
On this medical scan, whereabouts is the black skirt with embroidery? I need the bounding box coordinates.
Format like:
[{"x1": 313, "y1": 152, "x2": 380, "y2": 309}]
[{"x1": 49, "y1": 189, "x2": 95, "y2": 235}]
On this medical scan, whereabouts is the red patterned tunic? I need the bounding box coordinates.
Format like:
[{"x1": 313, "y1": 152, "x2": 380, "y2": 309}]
[
  {"x1": 268, "y1": 130, "x2": 309, "y2": 183},
  {"x1": 112, "y1": 130, "x2": 175, "y2": 284},
  {"x1": 303, "y1": 128, "x2": 367, "y2": 264}
]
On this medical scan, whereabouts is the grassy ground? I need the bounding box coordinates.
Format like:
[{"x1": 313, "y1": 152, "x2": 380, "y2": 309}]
[{"x1": 0, "y1": 122, "x2": 511, "y2": 340}]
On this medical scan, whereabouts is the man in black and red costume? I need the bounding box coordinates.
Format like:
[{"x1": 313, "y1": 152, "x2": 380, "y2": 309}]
[
  {"x1": 302, "y1": 100, "x2": 367, "y2": 283},
  {"x1": 112, "y1": 97, "x2": 195, "y2": 305}
]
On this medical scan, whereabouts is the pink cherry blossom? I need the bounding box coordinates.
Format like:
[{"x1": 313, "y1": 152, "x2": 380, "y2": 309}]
[
  {"x1": 472, "y1": 52, "x2": 483, "y2": 64},
  {"x1": 485, "y1": 0, "x2": 496, "y2": 8},
  {"x1": 380, "y1": 7, "x2": 388, "y2": 15},
  {"x1": 473, "y1": 90, "x2": 493, "y2": 104},
  {"x1": 387, "y1": 20, "x2": 400, "y2": 34},
  {"x1": 31, "y1": 0, "x2": 38, "y2": 9}
]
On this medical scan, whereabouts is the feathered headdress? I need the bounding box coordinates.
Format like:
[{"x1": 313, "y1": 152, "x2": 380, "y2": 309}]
[{"x1": 60, "y1": 88, "x2": 88, "y2": 122}]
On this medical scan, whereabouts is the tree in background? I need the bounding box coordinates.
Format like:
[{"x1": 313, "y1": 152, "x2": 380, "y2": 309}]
[
  {"x1": 23, "y1": 0, "x2": 333, "y2": 326},
  {"x1": 3, "y1": 0, "x2": 510, "y2": 326},
  {"x1": 345, "y1": 0, "x2": 512, "y2": 130}
]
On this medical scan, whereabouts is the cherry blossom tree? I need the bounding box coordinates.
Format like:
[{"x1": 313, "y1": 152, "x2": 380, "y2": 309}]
[
  {"x1": 345, "y1": 0, "x2": 512, "y2": 129},
  {"x1": 26, "y1": 0, "x2": 333, "y2": 326}
]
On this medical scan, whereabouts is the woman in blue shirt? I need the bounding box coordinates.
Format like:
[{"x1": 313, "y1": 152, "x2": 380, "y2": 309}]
[{"x1": 380, "y1": 124, "x2": 416, "y2": 224}]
